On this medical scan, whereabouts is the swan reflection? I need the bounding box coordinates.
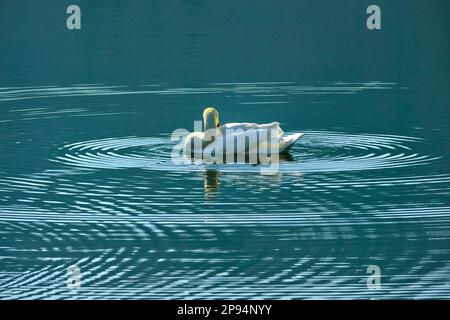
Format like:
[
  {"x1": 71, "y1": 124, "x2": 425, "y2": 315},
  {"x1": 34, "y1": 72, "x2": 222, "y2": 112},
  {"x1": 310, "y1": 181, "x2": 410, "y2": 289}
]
[
  {"x1": 202, "y1": 152, "x2": 299, "y2": 198},
  {"x1": 204, "y1": 169, "x2": 221, "y2": 199}
]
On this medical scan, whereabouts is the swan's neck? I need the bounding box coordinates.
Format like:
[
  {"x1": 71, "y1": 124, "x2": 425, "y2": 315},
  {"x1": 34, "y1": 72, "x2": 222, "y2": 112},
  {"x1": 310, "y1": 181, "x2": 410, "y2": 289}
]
[
  {"x1": 204, "y1": 117, "x2": 217, "y2": 131},
  {"x1": 202, "y1": 127, "x2": 220, "y2": 148}
]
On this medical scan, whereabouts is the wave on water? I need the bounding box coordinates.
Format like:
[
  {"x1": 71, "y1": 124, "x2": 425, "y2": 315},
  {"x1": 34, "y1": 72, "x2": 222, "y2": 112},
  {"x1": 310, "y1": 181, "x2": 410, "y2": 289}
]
[
  {"x1": 0, "y1": 82, "x2": 395, "y2": 102},
  {"x1": 52, "y1": 131, "x2": 440, "y2": 173}
]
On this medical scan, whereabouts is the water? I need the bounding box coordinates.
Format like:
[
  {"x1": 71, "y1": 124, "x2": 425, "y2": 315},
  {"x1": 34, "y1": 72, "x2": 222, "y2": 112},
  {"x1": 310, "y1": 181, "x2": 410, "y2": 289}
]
[{"x1": 0, "y1": 1, "x2": 449, "y2": 299}]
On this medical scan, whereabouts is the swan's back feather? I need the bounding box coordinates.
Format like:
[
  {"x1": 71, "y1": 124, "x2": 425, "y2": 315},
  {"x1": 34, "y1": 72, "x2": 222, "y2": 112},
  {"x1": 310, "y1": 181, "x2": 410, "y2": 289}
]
[{"x1": 183, "y1": 122, "x2": 302, "y2": 156}]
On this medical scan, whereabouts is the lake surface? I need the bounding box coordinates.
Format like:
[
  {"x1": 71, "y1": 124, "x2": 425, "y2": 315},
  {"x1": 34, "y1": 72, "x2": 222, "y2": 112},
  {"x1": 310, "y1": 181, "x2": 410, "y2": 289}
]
[{"x1": 0, "y1": 1, "x2": 449, "y2": 299}]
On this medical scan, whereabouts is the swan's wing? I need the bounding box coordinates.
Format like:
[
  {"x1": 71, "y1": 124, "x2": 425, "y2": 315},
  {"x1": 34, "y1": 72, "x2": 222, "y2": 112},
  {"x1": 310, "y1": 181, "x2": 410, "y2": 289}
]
[
  {"x1": 220, "y1": 122, "x2": 283, "y2": 136},
  {"x1": 221, "y1": 122, "x2": 280, "y2": 130},
  {"x1": 203, "y1": 127, "x2": 269, "y2": 155},
  {"x1": 221, "y1": 122, "x2": 259, "y2": 130},
  {"x1": 202, "y1": 122, "x2": 303, "y2": 156}
]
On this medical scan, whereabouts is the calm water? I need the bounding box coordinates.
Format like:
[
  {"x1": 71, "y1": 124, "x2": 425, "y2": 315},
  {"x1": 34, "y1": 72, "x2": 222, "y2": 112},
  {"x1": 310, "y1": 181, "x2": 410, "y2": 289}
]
[{"x1": 0, "y1": 1, "x2": 449, "y2": 299}]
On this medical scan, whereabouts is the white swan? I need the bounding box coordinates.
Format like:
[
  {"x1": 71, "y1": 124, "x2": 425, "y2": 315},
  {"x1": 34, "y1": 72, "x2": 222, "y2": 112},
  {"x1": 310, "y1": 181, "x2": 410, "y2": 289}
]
[{"x1": 183, "y1": 107, "x2": 303, "y2": 160}]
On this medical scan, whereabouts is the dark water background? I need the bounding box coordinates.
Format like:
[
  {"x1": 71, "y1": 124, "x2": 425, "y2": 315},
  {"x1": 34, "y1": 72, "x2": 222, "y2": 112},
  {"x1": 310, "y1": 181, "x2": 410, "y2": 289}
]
[{"x1": 0, "y1": 1, "x2": 449, "y2": 299}]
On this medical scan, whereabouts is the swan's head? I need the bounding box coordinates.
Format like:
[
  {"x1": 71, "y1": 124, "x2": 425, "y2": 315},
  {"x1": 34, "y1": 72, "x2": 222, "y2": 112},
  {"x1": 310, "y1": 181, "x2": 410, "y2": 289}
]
[{"x1": 203, "y1": 107, "x2": 220, "y2": 131}]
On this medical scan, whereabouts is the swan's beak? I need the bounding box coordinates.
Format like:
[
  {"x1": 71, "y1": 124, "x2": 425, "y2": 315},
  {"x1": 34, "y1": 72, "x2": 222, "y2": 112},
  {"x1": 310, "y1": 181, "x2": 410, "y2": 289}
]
[{"x1": 217, "y1": 122, "x2": 220, "y2": 128}]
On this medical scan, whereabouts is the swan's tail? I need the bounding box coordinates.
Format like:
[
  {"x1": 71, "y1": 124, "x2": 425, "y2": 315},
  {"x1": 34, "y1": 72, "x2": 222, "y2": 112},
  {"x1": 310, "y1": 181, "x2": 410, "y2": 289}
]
[{"x1": 279, "y1": 133, "x2": 303, "y2": 153}]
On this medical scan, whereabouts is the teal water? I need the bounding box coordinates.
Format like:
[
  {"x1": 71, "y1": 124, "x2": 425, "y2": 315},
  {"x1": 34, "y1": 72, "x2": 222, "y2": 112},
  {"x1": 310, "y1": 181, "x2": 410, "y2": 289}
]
[{"x1": 0, "y1": 1, "x2": 449, "y2": 299}]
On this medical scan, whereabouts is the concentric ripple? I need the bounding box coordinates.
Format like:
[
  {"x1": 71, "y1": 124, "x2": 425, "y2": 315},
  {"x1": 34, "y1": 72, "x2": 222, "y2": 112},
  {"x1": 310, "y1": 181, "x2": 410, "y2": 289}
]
[
  {"x1": 53, "y1": 131, "x2": 440, "y2": 173},
  {"x1": 1, "y1": 81, "x2": 449, "y2": 300}
]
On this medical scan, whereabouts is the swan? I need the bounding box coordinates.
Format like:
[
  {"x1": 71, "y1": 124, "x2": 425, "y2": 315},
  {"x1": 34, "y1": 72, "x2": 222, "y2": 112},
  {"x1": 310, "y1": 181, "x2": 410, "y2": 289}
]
[{"x1": 183, "y1": 107, "x2": 303, "y2": 161}]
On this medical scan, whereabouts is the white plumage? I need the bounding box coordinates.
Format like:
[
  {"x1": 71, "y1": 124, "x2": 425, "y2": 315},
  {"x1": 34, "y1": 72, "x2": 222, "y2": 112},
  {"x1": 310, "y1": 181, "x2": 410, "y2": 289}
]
[{"x1": 183, "y1": 107, "x2": 303, "y2": 159}]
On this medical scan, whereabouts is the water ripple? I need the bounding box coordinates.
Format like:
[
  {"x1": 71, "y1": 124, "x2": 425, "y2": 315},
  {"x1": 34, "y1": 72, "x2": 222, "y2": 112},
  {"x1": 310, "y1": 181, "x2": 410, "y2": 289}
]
[
  {"x1": 1, "y1": 81, "x2": 449, "y2": 299},
  {"x1": 52, "y1": 131, "x2": 440, "y2": 173},
  {"x1": 0, "y1": 82, "x2": 394, "y2": 102}
]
